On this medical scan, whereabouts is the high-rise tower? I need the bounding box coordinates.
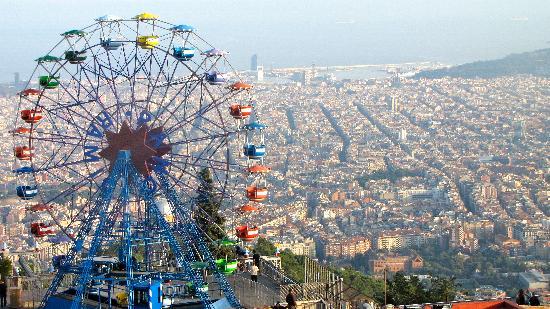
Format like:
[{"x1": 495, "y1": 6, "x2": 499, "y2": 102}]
[{"x1": 250, "y1": 54, "x2": 258, "y2": 71}]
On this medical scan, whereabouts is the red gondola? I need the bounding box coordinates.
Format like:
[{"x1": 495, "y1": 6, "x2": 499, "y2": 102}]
[
  {"x1": 14, "y1": 146, "x2": 34, "y2": 160},
  {"x1": 235, "y1": 225, "x2": 259, "y2": 242},
  {"x1": 21, "y1": 109, "x2": 43, "y2": 124},
  {"x1": 230, "y1": 82, "x2": 252, "y2": 91},
  {"x1": 30, "y1": 223, "x2": 56, "y2": 237},
  {"x1": 11, "y1": 127, "x2": 32, "y2": 134},
  {"x1": 229, "y1": 104, "x2": 252, "y2": 119},
  {"x1": 27, "y1": 204, "x2": 52, "y2": 212},
  {"x1": 18, "y1": 88, "x2": 41, "y2": 97},
  {"x1": 246, "y1": 186, "x2": 268, "y2": 202},
  {"x1": 240, "y1": 204, "x2": 258, "y2": 212}
]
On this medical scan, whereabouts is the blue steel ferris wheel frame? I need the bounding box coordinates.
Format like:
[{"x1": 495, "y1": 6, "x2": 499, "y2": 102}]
[
  {"x1": 10, "y1": 13, "x2": 266, "y2": 308},
  {"x1": 13, "y1": 15, "x2": 251, "y2": 239}
]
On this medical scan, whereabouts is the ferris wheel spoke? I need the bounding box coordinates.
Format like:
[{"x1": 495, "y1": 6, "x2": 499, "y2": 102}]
[
  {"x1": 47, "y1": 98, "x2": 97, "y2": 112},
  {"x1": 187, "y1": 135, "x2": 228, "y2": 168},
  {"x1": 64, "y1": 189, "x2": 101, "y2": 231},
  {"x1": 150, "y1": 77, "x2": 201, "y2": 128},
  {"x1": 170, "y1": 152, "x2": 244, "y2": 169},
  {"x1": 147, "y1": 59, "x2": 182, "y2": 124},
  {"x1": 207, "y1": 159, "x2": 230, "y2": 198},
  {"x1": 27, "y1": 136, "x2": 83, "y2": 147},
  {"x1": 43, "y1": 68, "x2": 105, "y2": 122},
  {"x1": 164, "y1": 165, "x2": 228, "y2": 199},
  {"x1": 157, "y1": 172, "x2": 195, "y2": 200},
  {"x1": 169, "y1": 157, "x2": 240, "y2": 173},
  {"x1": 163, "y1": 95, "x2": 231, "y2": 136},
  {"x1": 170, "y1": 164, "x2": 228, "y2": 197},
  {"x1": 127, "y1": 50, "x2": 154, "y2": 123},
  {"x1": 101, "y1": 51, "x2": 127, "y2": 125},
  {"x1": 144, "y1": 46, "x2": 173, "y2": 111},
  {"x1": 169, "y1": 129, "x2": 240, "y2": 146},
  {"x1": 27, "y1": 130, "x2": 85, "y2": 142},
  {"x1": 36, "y1": 157, "x2": 103, "y2": 174},
  {"x1": 41, "y1": 106, "x2": 97, "y2": 135},
  {"x1": 49, "y1": 65, "x2": 97, "y2": 102},
  {"x1": 111, "y1": 44, "x2": 138, "y2": 80},
  {"x1": 162, "y1": 91, "x2": 219, "y2": 135},
  {"x1": 39, "y1": 167, "x2": 105, "y2": 206},
  {"x1": 77, "y1": 64, "x2": 113, "y2": 112}
]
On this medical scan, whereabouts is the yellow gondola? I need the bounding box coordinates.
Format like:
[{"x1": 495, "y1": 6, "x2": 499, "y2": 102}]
[
  {"x1": 137, "y1": 36, "x2": 159, "y2": 49},
  {"x1": 133, "y1": 12, "x2": 158, "y2": 21}
]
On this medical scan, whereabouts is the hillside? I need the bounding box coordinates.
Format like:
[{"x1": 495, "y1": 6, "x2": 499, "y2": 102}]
[{"x1": 415, "y1": 48, "x2": 550, "y2": 79}]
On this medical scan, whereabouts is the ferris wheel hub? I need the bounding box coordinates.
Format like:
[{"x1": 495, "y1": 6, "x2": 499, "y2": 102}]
[{"x1": 98, "y1": 121, "x2": 171, "y2": 175}]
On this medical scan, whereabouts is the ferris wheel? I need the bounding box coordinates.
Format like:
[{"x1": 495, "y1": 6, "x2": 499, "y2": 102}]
[
  {"x1": 12, "y1": 13, "x2": 269, "y2": 242},
  {"x1": 11, "y1": 13, "x2": 272, "y2": 308}
]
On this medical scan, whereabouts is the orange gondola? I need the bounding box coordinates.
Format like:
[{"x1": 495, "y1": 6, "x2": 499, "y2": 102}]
[
  {"x1": 235, "y1": 225, "x2": 259, "y2": 242},
  {"x1": 246, "y1": 186, "x2": 268, "y2": 202},
  {"x1": 247, "y1": 165, "x2": 270, "y2": 174},
  {"x1": 18, "y1": 88, "x2": 41, "y2": 97},
  {"x1": 14, "y1": 146, "x2": 34, "y2": 160},
  {"x1": 11, "y1": 127, "x2": 32, "y2": 134},
  {"x1": 21, "y1": 109, "x2": 43, "y2": 124},
  {"x1": 240, "y1": 204, "x2": 258, "y2": 212},
  {"x1": 230, "y1": 82, "x2": 252, "y2": 91}
]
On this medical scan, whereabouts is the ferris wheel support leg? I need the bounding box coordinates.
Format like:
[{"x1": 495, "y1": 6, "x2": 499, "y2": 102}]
[
  {"x1": 155, "y1": 171, "x2": 242, "y2": 308},
  {"x1": 38, "y1": 164, "x2": 122, "y2": 309},
  {"x1": 120, "y1": 152, "x2": 135, "y2": 309},
  {"x1": 131, "y1": 169, "x2": 214, "y2": 308},
  {"x1": 69, "y1": 165, "x2": 124, "y2": 309}
]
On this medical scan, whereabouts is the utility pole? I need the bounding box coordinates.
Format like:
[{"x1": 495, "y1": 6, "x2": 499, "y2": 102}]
[{"x1": 384, "y1": 266, "x2": 388, "y2": 306}]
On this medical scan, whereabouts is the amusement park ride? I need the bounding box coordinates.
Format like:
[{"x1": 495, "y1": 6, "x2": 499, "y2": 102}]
[{"x1": 11, "y1": 13, "x2": 271, "y2": 308}]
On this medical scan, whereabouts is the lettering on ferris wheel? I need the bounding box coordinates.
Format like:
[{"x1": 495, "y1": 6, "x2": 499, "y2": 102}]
[
  {"x1": 84, "y1": 145, "x2": 101, "y2": 162},
  {"x1": 86, "y1": 111, "x2": 114, "y2": 138},
  {"x1": 84, "y1": 111, "x2": 113, "y2": 162},
  {"x1": 84, "y1": 110, "x2": 154, "y2": 163}
]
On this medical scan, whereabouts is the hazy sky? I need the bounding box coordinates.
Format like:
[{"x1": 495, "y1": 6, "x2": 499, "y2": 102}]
[{"x1": 2, "y1": 0, "x2": 550, "y2": 82}]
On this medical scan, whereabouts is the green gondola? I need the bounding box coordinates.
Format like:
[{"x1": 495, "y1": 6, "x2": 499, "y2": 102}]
[
  {"x1": 64, "y1": 50, "x2": 87, "y2": 64},
  {"x1": 62, "y1": 29, "x2": 86, "y2": 37},
  {"x1": 215, "y1": 259, "x2": 238, "y2": 275},
  {"x1": 186, "y1": 282, "x2": 208, "y2": 296},
  {"x1": 191, "y1": 261, "x2": 208, "y2": 270},
  {"x1": 39, "y1": 75, "x2": 60, "y2": 89},
  {"x1": 218, "y1": 237, "x2": 239, "y2": 247},
  {"x1": 35, "y1": 55, "x2": 61, "y2": 63}
]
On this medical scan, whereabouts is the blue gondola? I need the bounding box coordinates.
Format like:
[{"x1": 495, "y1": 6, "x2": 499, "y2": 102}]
[
  {"x1": 96, "y1": 15, "x2": 122, "y2": 22},
  {"x1": 16, "y1": 185, "x2": 38, "y2": 200},
  {"x1": 243, "y1": 121, "x2": 267, "y2": 159},
  {"x1": 13, "y1": 166, "x2": 34, "y2": 174},
  {"x1": 202, "y1": 48, "x2": 228, "y2": 57},
  {"x1": 205, "y1": 72, "x2": 226, "y2": 85},
  {"x1": 243, "y1": 144, "x2": 266, "y2": 159},
  {"x1": 173, "y1": 47, "x2": 195, "y2": 61},
  {"x1": 170, "y1": 24, "x2": 195, "y2": 33},
  {"x1": 243, "y1": 122, "x2": 267, "y2": 131},
  {"x1": 101, "y1": 38, "x2": 123, "y2": 51}
]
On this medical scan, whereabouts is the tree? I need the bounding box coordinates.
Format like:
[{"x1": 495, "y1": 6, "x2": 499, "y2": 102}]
[
  {"x1": 194, "y1": 168, "x2": 230, "y2": 257},
  {"x1": 429, "y1": 276, "x2": 457, "y2": 302},
  {"x1": 386, "y1": 272, "x2": 433, "y2": 305},
  {"x1": 335, "y1": 267, "x2": 385, "y2": 304},
  {"x1": 0, "y1": 256, "x2": 12, "y2": 280},
  {"x1": 280, "y1": 250, "x2": 305, "y2": 283},
  {"x1": 255, "y1": 237, "x2": 276, "y2": 256}
]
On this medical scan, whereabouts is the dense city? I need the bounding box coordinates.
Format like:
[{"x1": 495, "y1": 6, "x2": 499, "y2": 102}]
[{"x1": 1, "y1": 61, "x2": 548, "y2": 305}]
